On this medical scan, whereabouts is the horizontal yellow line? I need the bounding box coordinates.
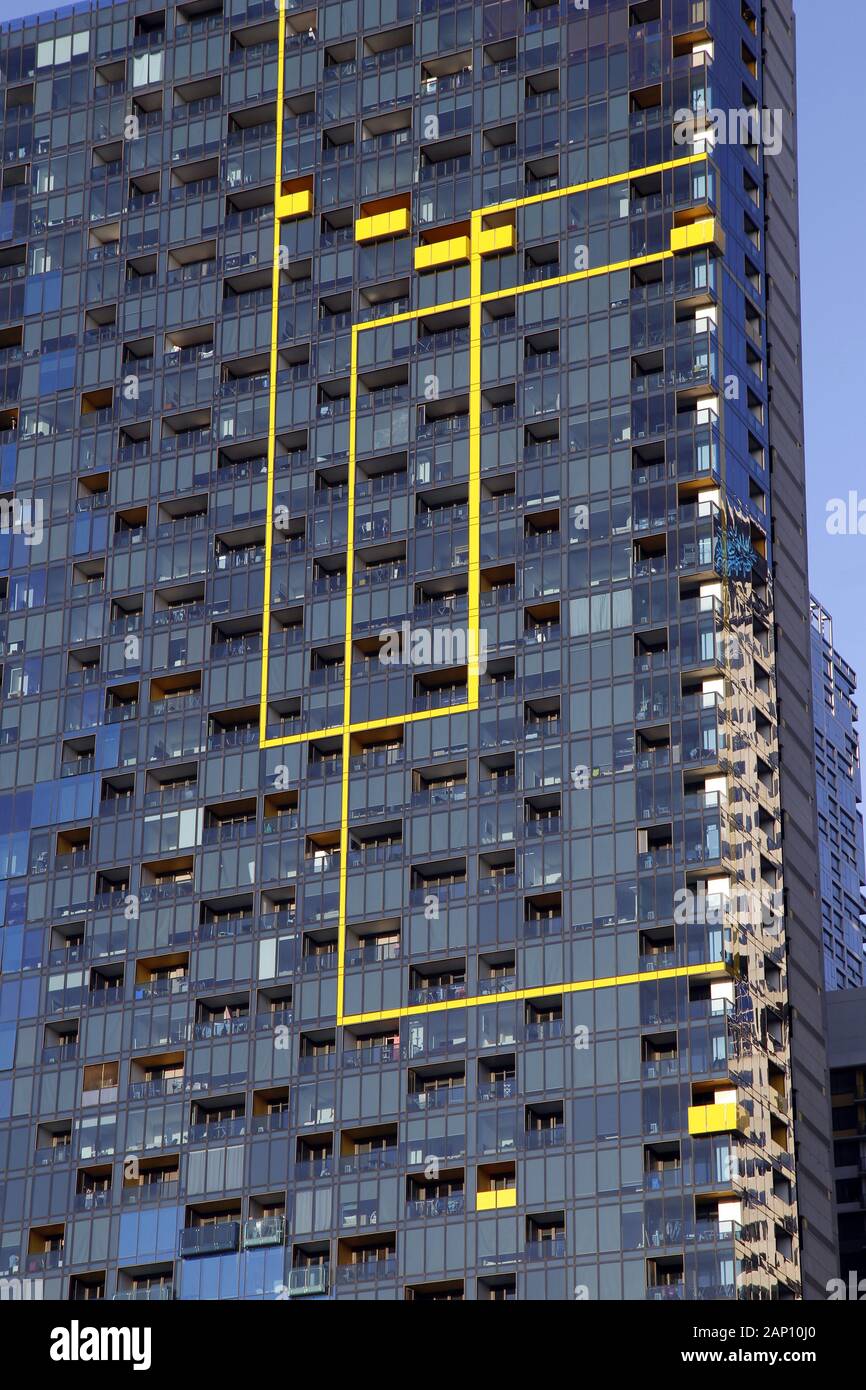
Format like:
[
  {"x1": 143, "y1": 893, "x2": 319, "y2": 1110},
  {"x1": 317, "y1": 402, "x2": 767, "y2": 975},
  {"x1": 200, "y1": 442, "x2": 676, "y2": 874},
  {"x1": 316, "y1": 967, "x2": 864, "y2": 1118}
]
[
  {"x1": 351, "y1": 249, "x2": 674, "y2": 349},
  {"x1": 261, "y1": 702, "x2": 477, "y2": 749},
  {"x1": 480, "y1": 250, "x2": 673, "y2": 305},
  {"x1": 261, "y1": 150, "x2": 709, "y2": 742},
  {"x1": 340, "y1": 962, "x2": 728, "y2": 1026},
  {"x1": 478, "y1": 152, "x2": 709, "y2": 217},
  {"x1": 345, "y1": 703, "x2": 475, "y2": 735},
  {"x1": 262, "y1": 241, "x2": 681, "y2": 755},
  {"x1": 354, "y1": 295, "x2": 473, "y2": 335}
]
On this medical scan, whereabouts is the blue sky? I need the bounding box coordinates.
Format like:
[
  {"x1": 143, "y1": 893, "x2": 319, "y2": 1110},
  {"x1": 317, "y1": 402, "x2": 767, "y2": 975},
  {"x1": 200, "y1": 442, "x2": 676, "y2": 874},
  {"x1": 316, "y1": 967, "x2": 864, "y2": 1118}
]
[
  {"x1": 0, "y1": 0, "x2": 862, "y2": 686},
  {"x1": 796, "y1": 0, "x2": 866, "y2": 684}
]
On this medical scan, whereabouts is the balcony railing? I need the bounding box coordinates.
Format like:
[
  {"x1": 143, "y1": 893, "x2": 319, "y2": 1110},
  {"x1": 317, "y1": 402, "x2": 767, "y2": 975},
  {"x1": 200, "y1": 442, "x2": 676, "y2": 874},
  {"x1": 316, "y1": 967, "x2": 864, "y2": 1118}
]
[
  {"x1": 284, "y1": 1265, "x2": 329, "y2": 1297},
  {"x1": 407, "y1": 1194, "x2": 465, "y2": 1219},
  {"x1": 243, "y1": 1215, "x2": 285, "y2": 1249},
  {"x1": 113, "y1": 1285, "x2": 175, "y2": 1301},
  {"x1": 179, "y1": 1222, "x2": 240, "y2": 1257},
  {"x1": 335, "y1": 1255, "x2": 397, "y2": 1285}
]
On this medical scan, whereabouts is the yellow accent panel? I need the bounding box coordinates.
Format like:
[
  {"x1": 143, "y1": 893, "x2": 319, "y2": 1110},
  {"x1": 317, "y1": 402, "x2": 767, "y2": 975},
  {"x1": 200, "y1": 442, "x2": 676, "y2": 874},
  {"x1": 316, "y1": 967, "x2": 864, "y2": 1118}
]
[
  {"x1": 477, "y1": 1188, "x2": 516, "y2": 1211},
  {"x1": 414, "y1": 236, "x2": 472, "y2": 271},
  {"x1": 276, "y1": 189, "x2": 313, "y2": 221},
  {"x1": 479, "y1": 224, "x2": 516, "y2": 256},
  {"x1": 687, "y1": 1102, "x2": 744, "y2": 1135},
  {"x1": 670, "y1": 216, "x2": 724, "y2": 254},
  {"x1": 355, "y1": 208, "x2": 410, "y2": 243}
]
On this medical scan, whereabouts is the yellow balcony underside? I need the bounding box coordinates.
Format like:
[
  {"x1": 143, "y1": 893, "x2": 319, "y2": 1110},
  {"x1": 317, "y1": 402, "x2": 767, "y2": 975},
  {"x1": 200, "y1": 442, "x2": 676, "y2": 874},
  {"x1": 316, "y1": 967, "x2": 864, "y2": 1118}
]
[
  {"x1": 276, "y1": 189, "x2": 313, "y2": 221},
  {"x1": 476, "y1": 1188, "x2": 517, "y2": 1211},
  {"x1": 414, "y1": 236, "x2": 471, "y2": 271},
  {"x1": 687, "y1": 1102, "x2": 744, "y2": 1136},
  {"x1": 670, "y1": 216, "x2": 725, "y2": 255},
  {"x1": 355, "y1": 207, "x2": 410, "y2": 243},
  {"x1": 479, "y1": 224, "x2": 516, "y2": 256}
]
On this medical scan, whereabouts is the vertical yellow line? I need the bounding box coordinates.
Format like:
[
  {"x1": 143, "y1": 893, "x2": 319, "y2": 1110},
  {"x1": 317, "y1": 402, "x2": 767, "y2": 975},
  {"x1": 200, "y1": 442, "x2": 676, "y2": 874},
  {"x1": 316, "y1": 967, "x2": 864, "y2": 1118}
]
[
  {"x1": 468, "y1": 211, "x2": 482, "y2": 705},
  {"x1": 259, "y1": 2, "x2": 287, "y2": 744},
  {"x1": 336, "y1": 327, "x2": 360, "y2": 1024}
]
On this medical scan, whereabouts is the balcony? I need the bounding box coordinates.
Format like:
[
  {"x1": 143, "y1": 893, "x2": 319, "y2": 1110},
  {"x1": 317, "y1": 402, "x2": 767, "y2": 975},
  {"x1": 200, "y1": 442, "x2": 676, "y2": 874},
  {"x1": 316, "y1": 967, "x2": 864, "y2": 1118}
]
[
  {"x1": 524, "y1": 1019, "x2": 564, "y2": 1042},
  {"x1": 524, "y1": 1124, "x2": 565, "y2": 1150},
  {"x1": 187, "y1": 1112, "x2": 247, "y2": 1144},
  {"x1": 646, "y1": 1282, "x2": 685, "y2": 1301},
  {"x1": 113, "y1": 1285, "x2": 175, "y2": 1301},
  {"x1": 284, "y1": 1265, "x2": 329, "y2": 1297},
  {"x1": 34, "y1": 1146, "x2": 72, "y2": 1167},
  {"x1": 74, "y1": 1189, "x2": 111, "y2": 1213},
  {"x1": 687, "y1": 1103, "x2": 747, "y2": 1136},
  {"x1": 479, "y1": 224, "x2": 516, "y2": 256},
  {"x1": 670, "y1": 216, "x2": 725, "y2": 256},
  {"x1": 342, "y1": 1042, "x2": 399, "y2": 1069},
  {"x1": 408, "y1": 981, "x2": 467, "y2": 1006},
  {"x1": 243, "y1": 1216, "x2": 285, "y2": 1249},
  {"x1": 41, "y1": 1042, "x2": 78, "y2": 1064},
  {"x1": 356, "y1": 207, "x2": 410, "y2": 243},
  {"x1": 128, "y1": 1077, "x2": 186, "y2": 1101},
  {"x1": 477, "y1": 1188, "x2": 516, "y2": 1211},
  {"x1": 407, "y1": 1086, "x2": 465, "y2": 1112},
  {"x1": 415, "y1": 236, "x2": 470, "y2": 271},
  {"x1": 278, "y1": 189, "x2": 315, "y2": 221},
  {"x1": 133, "y1": 978, "x2": 189, "y2": 1001},
  {"x1": 25, "y1": 1250, "x2": 64, "y2": 1274},
  {"x1": 525, "y1": 1238, "x2": 565, "y2": 1260},
  {"x1": 407, "y1": 1194, "x2": 465, "y2": 1219},
  {"x1": 192, "y1": 1016, "x2": 249, "y2": 1041},
  {"x1": 179, "y1": 1222, "x2": 240, "y2": 1257},
  {"x1": 335, "y1": 1255, "x2": 397, "y2": 1285},
  {"x1": 337, "y1": 1147, "x2": 399, "y2": 1176}
]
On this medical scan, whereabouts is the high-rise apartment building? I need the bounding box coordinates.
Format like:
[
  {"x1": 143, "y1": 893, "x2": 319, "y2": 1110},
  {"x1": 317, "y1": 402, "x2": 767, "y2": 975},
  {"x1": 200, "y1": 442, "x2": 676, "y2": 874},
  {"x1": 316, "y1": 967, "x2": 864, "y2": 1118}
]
[
  {"x1": 810, "y1": 598, "x2": 866, "y2": 991},
  {"x1": 0, "y1": 0, "x2": 839, "y2": 1301},
  {"x1": 827, "y1": 989, "x2": 866, "y2": 1289}
]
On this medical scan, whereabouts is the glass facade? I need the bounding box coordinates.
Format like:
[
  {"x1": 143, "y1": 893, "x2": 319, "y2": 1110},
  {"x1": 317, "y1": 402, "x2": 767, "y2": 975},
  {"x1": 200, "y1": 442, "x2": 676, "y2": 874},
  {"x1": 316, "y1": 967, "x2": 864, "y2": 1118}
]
[
  {"x1": 0, "y1": 0, "x2": 829, "y2": 1301},
  {"x1": 828, "y1": 989, "x2": 866, "y2": 1288},
  {"x1": 810, "y1": 598, "x2": 866, "y2": 991}
]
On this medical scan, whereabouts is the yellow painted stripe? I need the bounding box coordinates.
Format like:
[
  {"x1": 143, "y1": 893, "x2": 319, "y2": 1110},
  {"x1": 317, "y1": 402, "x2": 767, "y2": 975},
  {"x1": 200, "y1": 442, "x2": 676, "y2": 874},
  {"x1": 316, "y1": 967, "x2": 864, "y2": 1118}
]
[
  {"x1": 259, "y1": 249, "x2": 677, "y2": 753},
  {"x1": 260, "y1": 701, "x2": 477, "y2": 749},
  {"x1": 260, "y1": 152, "x2": 711, "y2": 735},
  {"x1": 468, "y1": 207, "x2": 482, "y2": 708},
  {"x1": 259, "y1": 0, "x2": 286, "y2": 744},
  {"x1": 478, "y1": 152, "x2": 708, "y2": 217},
  {"x1": 479, "y1": 249, "x2": 674, "y2": 306},
  {"x1": 341, "y1": 962, "x2": 729, "y2": 1026},
  {"x1": 258, "y1": 145, "x2": 724, "y2": 1027},
  {"x1": 336, "y1": 326, "x2": 360, "y2": 1024}
]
